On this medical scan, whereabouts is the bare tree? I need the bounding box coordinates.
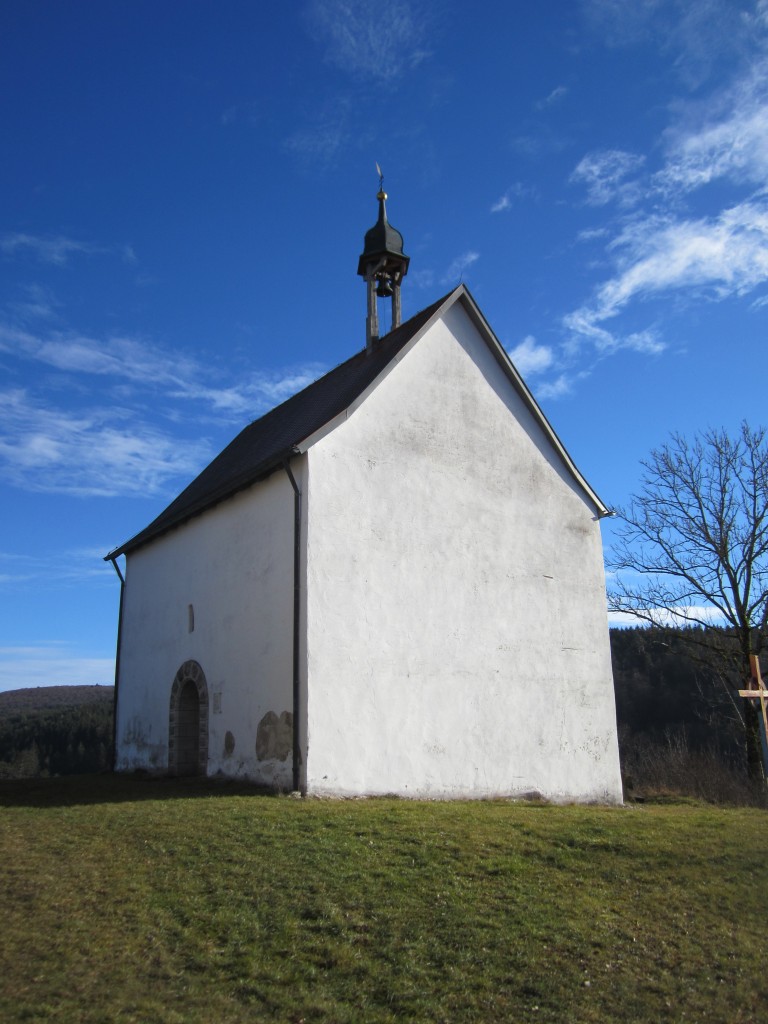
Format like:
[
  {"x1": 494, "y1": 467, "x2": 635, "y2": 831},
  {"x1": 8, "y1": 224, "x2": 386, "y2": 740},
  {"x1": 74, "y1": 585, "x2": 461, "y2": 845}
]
[{"x1": 608, "y1": 423, "x2": 768, "y2": 781}]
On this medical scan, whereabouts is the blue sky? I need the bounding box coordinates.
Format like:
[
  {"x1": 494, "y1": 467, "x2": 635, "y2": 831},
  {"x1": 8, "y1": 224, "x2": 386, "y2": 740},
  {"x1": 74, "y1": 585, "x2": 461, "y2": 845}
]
[{"x1": 2, "y1": 0, "x2": 767, "y2": 691}]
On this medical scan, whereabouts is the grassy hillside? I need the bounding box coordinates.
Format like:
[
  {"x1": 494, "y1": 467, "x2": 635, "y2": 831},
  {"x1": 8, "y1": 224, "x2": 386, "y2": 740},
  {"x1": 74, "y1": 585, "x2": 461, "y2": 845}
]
[{"x1": 1, "y1": 776, "x2": 765, "y2": 1023}]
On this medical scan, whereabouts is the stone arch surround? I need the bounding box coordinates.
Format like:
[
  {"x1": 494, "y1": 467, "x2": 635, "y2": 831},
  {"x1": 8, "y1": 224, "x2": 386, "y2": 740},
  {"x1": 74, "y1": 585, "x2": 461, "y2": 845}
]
[{"x1": 168, "y1": 660, "x2": 209, "y2": 776}]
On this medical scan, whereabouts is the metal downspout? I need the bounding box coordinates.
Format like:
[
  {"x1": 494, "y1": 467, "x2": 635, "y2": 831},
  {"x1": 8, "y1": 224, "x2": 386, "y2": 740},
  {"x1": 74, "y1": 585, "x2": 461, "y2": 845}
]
[
  {"x1": 108, "y1": 557, "x2": 125, "y2": 772},
  {"x1": 282, "y1": 459, "x2": 303, "y2": 794}
]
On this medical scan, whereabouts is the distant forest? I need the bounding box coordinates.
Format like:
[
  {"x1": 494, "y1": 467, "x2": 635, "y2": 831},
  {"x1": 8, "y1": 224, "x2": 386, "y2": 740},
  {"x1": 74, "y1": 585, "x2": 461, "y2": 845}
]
[
  {"x1": 0, "y1": 686, "x2": 113, "y2": 779},
  {"x1": 611, "y1": 625, "x2": 745, "y2": 754},
  {"x1": 0, "y1": 632, "x2": 760, "y2": 797},
  {"x1": 610, "y1": 626, "x2": 763, "y2": 803}
]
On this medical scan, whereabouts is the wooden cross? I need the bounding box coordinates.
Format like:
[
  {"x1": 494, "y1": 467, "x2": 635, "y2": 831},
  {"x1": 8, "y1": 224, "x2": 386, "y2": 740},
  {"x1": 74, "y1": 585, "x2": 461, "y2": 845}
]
[{"x1": 738, "y1": 654, "x2": 768, "y2": 748}]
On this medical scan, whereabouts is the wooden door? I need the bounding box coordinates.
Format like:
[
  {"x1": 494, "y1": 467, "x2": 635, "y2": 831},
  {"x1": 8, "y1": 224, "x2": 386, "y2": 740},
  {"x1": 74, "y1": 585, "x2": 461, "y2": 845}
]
[{"x1": 176, "y1": 679, "x2": 200, "y2": 776}]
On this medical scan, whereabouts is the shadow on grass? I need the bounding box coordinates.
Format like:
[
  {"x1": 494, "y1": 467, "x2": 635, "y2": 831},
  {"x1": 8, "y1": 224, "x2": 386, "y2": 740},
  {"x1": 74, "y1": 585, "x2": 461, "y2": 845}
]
[{"x1": 0, "y1": 773, "x2": 280, "y2": 808}]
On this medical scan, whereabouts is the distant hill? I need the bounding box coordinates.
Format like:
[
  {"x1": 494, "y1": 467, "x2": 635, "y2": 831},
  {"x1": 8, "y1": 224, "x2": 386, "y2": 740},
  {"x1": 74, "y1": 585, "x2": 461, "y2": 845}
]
[
  {"x1": 0, "y1": 685, "x2": 114, "y2": 716},
  {"x1": 0, "y1": 685, "x2": 114, "y2": 779}
]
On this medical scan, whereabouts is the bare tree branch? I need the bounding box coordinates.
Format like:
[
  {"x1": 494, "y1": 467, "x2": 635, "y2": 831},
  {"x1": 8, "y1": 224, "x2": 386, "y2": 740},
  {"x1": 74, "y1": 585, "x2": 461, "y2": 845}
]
[{"x1": 607, "y1": 423, "x2": 768, "y2": 781}]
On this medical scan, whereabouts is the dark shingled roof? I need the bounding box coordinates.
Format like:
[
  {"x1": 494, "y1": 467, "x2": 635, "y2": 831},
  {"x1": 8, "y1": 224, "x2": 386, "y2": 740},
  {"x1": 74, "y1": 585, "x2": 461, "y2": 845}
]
[{"x1": 107, "y1": 291, "x2": 452, "y2": 558}]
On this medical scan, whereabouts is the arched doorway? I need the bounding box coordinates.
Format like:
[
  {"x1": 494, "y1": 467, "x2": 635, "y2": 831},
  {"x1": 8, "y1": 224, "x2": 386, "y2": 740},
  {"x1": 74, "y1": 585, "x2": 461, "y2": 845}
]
[{"x1": 168, "y1": 660, "x2": 209, "y2": 776}]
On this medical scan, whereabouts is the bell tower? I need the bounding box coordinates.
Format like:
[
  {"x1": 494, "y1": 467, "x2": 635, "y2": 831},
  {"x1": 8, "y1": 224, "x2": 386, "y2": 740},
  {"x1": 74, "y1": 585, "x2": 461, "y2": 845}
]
[{"x1": 357, "y1": 166, "x2": 410, "y2": 350}]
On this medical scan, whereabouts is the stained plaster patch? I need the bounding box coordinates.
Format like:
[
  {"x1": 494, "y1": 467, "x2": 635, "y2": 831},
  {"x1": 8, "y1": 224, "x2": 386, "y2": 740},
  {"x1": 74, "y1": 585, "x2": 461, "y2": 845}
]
[{"x1": 256, "y1": 710, "x2": 293, "y2": 761}]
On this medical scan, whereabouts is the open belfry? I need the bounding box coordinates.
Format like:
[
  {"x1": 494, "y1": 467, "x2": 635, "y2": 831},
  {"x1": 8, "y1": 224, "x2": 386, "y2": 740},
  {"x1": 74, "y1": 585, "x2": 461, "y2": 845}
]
[{"x1": 357, "y1": 166, "x2": 410, "y2": 348}]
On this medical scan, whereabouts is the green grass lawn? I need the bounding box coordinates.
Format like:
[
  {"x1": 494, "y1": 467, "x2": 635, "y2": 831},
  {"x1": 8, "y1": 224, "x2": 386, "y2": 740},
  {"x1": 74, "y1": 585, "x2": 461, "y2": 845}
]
[{"x1": 1, "y1": 776, "x2": 765, "y2": 1023}]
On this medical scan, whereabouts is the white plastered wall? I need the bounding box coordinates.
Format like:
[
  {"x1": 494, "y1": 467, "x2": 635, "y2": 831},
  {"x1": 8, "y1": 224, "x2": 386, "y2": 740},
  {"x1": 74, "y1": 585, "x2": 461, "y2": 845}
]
[
  {"x1": 304, "y1": 302, "x2": 622, "y2": 801},
  {"x1": 115, "y1": 466, "x2": 303, "y2": 787}
]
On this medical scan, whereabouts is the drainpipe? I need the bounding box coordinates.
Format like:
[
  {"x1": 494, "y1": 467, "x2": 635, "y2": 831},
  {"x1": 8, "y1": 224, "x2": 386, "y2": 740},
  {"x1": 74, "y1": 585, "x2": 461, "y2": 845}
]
[
  {"x1": 108, "y1": 556, "x2": 125, "y2": 773},
  {"x1": 282, "y1": 459, "x2": 303, "y2": 794}
]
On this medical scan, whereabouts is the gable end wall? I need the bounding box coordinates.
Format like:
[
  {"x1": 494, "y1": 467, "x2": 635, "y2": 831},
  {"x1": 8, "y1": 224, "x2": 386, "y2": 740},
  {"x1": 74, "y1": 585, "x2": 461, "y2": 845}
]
[{"x1": 304, "y1": 303, "x2": 622, "y2": 801}]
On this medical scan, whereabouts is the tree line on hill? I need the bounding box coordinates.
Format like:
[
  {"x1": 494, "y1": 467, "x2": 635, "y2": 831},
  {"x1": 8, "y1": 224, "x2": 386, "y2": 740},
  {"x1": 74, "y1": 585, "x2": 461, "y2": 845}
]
[
  {"x1": 0, "y1": 687, "x2": 113, "y2": 779},
  {"x1": 611, "y1": 625, "x2": 743, "y2": 752}
]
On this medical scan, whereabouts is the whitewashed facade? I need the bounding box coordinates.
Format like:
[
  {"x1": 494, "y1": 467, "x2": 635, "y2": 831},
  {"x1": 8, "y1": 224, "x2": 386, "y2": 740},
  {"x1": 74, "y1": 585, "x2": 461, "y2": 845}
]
[{"x1": 110, "y1": 286, "x2": 622, "y2": 803}]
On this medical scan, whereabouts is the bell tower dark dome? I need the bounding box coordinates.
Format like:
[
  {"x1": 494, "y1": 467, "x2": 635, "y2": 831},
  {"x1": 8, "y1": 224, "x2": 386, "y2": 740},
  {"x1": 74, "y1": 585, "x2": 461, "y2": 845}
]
[
  {"x1": 357, "y1": 190, "x2": 408, "y2": 272},
  {"x1": 357, "y1": 167, "x2": 409, "y2": 349}
]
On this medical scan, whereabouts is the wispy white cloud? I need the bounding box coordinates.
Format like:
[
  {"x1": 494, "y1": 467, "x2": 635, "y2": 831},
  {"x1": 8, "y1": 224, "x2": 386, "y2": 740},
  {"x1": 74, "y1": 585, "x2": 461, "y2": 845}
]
[
  {"x1": 505, "y1": 337, "x2": 594, "y2": 402},
  {"x1": 491, "y1": 182, "x2": 538, "y2": 213},
  {"x1": 511, "y1": 128, "x2": 570, "y2": 159},
  {"x1": 656, "y1": 57, "x2": 768, "y2": 193},
  {"x1": 0, "y1": 313, "x2": 326, "y2": 496},
  {"x1": 409, "y1": 268, "x2": 435, "y2": 290},
  {"x1": 172, "y1": 366, "x2": 327, "y2": 416},
  {"x1": 0, "y1": 323, "x2": 325, "y2": 419},
  {"x1": 535, "y1": 373, "x2": 577, "y2": 401},
  {"x1": 535, "y1": 85, "x2": 568, "y2": 110},
  {"x1": 305, "y1": 0, "x2": 430, "y2": 83},
  {"x1": 0, "y1": 233, "x2": 104, "y2": 265},
  {"x1": 570, "y1": 149, "x2": 646, "y2": 207},
  {"x1": 284, "y1": 99, "x2": 351, "y2": 165},
  {"x1": 566, "y1": 200, "x2": 768, "y2": 350},
  {"x1": 441, "y1": 251, "x2": 479, "y2": 285},
  {"x1": 565, "y1": 22, "x2": 768, "y2": 358},
  {"x1": 582, "y1": 0, "x2": 764, "y2": 86},
  {"x1": 6, "y1": 283, "x2": 59, "y2": 323},
  {"x1": 0, "y1": 325, "x2": 178, "y2": 380},
  {"x1": 0, "y1": 643, "x2": 114, "y2": 691},
  {"x1": 508, "y1": 336, "x2": 554, "y2": 376},
  {"x1": 607, "y1": 605, "x2": 727, "y2": 628},
  {"x1": 0, "y1": 232, "x2": 134, "y2": 266},
  {"x1": 411, "y1": 254, "x2": 480, "y2": 290},
  {"x1": 609, "y1": 202, "x2": 768, "y2": 298},
  {"x1": 0, "y1": 389, "x2": 212, "y2": 498},
  {"x1": 576, "y1": 227, "x2": 610, "y2": 243},
  {"x1": 0, "y1": 547, "x2": 114, "y2": 588},
  {"x1": 582, "y1": 0, "x2": 669, "y2": 48}
]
